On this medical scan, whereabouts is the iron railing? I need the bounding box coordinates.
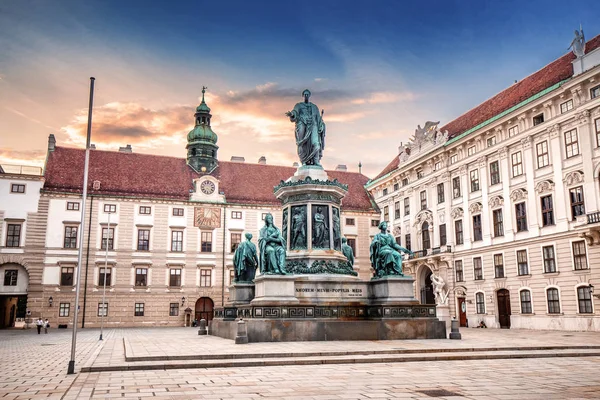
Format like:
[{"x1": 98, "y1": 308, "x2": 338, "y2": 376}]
[
  {"x1": 408, "y1": 245, "x2": 452, "y2": 260},
  {"x1": 587, "y1": 211, "x2": 600, "y2": 224}
]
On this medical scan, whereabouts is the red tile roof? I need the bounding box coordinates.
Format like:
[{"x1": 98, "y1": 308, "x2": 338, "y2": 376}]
[
  {"x1": 372, "y1": 34, "x2": 600, "y2": 182},
  {"x1": 43, "y1": 147, "x2": 376, "y2": 212}
]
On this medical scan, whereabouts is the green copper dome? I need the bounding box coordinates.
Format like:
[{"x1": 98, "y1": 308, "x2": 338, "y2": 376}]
[
  {"x1": 196, "y1": 100, "x2": 211, "y2": 113},
  {"x1": 187, "y1": 124, "x2": 218, "y2": 144}
]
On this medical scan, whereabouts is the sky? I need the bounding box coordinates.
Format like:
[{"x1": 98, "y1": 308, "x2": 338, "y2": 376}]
[{"x1": 1, "y1": 0, "x2": 600, "y2": 178}]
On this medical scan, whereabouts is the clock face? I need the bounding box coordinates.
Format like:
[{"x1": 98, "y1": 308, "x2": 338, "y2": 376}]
[{"x1": 200, "y1": 180, "x2": 215, "y2": 195}]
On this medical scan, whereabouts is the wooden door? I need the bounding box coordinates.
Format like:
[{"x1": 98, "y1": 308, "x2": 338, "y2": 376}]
[
  {"x1": 497, "y1": 289, "x2": 511, "y2": 329},
  {"x1": 457, "y1": 297, "x2": 467, "y2": 327},
  {"x1": 195, "y1": 297, "x2": 214, "y2": 322}
]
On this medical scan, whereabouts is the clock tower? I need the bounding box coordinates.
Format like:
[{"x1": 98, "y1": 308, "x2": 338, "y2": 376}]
[{"x1": 186, "y1": 86, "x2": 219, "y2": 173}]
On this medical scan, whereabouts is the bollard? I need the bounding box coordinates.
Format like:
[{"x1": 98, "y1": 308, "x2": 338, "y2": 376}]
[
  {"x1": 235, "y1": 318, "x2": 248, "y2": 344},
  {"x1": 198, "y1": 318, "x2": 207, "y2": 335},
  {"x1": 449, "y1": 318, "x2": 462, "y2": 340}
]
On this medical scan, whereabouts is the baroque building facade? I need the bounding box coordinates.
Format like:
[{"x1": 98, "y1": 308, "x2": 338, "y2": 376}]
[
  {"x1": 0, "y1": 95, "x2": 379, "y2": 328},
  {"x1": 367, "y1": 35, "x2": 600, "y2": 331}
]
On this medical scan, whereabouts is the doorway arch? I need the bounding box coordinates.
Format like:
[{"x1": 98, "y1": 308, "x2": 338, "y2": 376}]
[
  {"x1": 418, "y1": 265, "x2": 435, "y2": 305},
  {"x1": 195, "y1": 297, "x2": 214, "y2": 322}
]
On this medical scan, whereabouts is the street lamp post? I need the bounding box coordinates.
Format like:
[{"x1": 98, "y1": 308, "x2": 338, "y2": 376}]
[{"x1": 99, "y1": 211, "x2": 111, "y2": 341}]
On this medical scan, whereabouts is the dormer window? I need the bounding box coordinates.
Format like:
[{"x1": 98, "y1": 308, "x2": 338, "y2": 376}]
[{"x1": 533, "y1": 113, "x2": 544, "y2": 126}]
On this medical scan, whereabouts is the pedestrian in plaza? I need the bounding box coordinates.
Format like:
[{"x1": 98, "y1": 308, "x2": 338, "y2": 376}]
[
  {"x1": 44, "y1": 319, "x2": 50, "y2": 334},
  {"x1": 36, "y1": 318, "x2": 43, "y2": 334}
]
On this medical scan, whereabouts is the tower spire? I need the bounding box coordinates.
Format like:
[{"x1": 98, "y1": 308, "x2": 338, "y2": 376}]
[{"x1": 186, "y1": 86, "x2": 219, "y2": 173}]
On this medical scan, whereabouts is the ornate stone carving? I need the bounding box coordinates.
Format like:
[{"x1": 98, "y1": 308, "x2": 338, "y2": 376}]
[
  {"x1": 458, "y1": 165, "x2": 467, "y2": 176},
  {"x1": 468, "y1": 202, "x2": 482, "y2": 214},
  {"x1": 534, "y1": 180, "x2": 555, "y2": 194},
  {"x1": 438, "y1": 211, "x2": 445, "y2": 224},
  {"x1": 440, "y1": 172, "x2": 450, "y2": 181},
  {"x1": 498, "y1": 146, "x2": 508, "y2": 159},
  {"x1": 274, "y1": 177, "x2": 348, "y2": 193},
  {"x1": 285, "y1": 260, "x2": 357, "y2": 276},
  {"x1": 478, "y1": 156, "x2": 487, "y2": 167},
  {"x1": 431, "y1": 272, "x2": 449, "y2": 306},
  {"x1": 548, "y1": 124, "x2": 560, "y2": 139},
  {"x1": 450, "y1": 207, "x2": 463, "y2": 220},
  {"x1": 488, "y1": 196, "x2": 504, "y2": 208},
  {"x1": 510, "y1": 188, "x2": 527, "y2": 202},
  {"x1": 576, "y1": 109, "x2": 591, "y2": 124},
  {"x1": 521, "y1": 136, "x2": 532, "y2": 149},
  {"x1": 413, "y1": 210, "x2": 433, "y2": 228},
  {"x1": 563, "y1": 170, "x2": 584, "y2": 186}
]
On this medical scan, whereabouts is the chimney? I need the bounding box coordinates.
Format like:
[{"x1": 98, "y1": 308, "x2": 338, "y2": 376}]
[
  {"x1": 119, "y1": 144, "x2": 132, "y2": 153},
  {"x1": 230, "y1": 156, "x2": 245, "y2": 163},
  {"x1": 335, "y1": 164, "x2": 347, "y2": 172},
  {"x1": 90, "y1": 144, "x2": 96, "y2": 150},
  {"x1": 292, "y1": 162, "x2": 299, "y2": 167},
  {"x1": 48, "y1": 134, "x2": 56, "y2": 152},
  {"x1": 258, "y1": 156, "x2": 267, "y2": 165}
]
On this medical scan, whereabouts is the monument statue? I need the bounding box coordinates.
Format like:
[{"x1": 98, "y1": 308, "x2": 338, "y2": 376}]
[
  {"x1": 569, "y1": 27, "x2": 586, "y2": 58},
  {"x1": 286, "y1": 89, "x2": 326, "y2": 167},
  {"x1": 370, "y1": 221, "x2": 413, "y2": 278},
  {"x1": 312, "y1": 206, "x2": 329, "y2": 248},
  {"x1": 233, "y1": 233, "x2": 259, "y2": 283},
  {"x1": 341, "y1": 237, "x2": 354, "y2": 267},
  {"x1": 290, "y1": 206, "x2": 307, "y2": 249},
  {"x1": 430, "y1": 272, "x2": 449, "y2": 306},
  {"x1": 332, "y1": 208, "x2": 341, "y2": 250},
  {"x1": 258, "y1": 213, "x2": 287, "y2": 274}
]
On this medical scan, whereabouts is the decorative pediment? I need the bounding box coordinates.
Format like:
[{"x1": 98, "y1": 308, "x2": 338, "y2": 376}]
[
  {"x1": 509, "y1": 188, "x2": 527, "y2": 202},
  {"x1": 397, "y1": 121, "x2": 449, "y2": 163},
  {"x1": 413, "y1": 210, "x2": 433, "y2": 227},
  {"x1": 488, "y1": 196, "x2": 504, "y2": 209},
  {"x1": 535, "y1": 180, "x2": 555, "y2": 194},
  {"x1": 563, "y1": 170, "x2": 584, "y2": 186},
  {"x1": 468, "y1": 202, "x2": 483, "y2": 214},
  {"x1": 450, "y1": 207, "x2": 463, "y2": 220}
]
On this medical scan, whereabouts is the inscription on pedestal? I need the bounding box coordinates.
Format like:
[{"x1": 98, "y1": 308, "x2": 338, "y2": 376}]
[{"x1": 294, "y1": 282, "x2": 366, "y2": 300}]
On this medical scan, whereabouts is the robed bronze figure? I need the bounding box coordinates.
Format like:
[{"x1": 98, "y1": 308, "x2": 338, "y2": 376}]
[{"x1": 286, "y1": 89, "x2": 326, "y2": 167}]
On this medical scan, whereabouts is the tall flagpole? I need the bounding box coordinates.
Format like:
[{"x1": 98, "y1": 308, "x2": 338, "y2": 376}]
[{"x1": 68, "y1": 77, "x2": 95, "y2": 375}]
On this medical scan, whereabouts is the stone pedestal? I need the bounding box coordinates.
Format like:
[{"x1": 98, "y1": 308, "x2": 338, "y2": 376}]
[
  {"x1": 229, "y1": 283, "x2": 255, "y2": 305},
  {"x1": 251, "y1": 275, "x2": 299, "y2": 305},
  {"x1": 369, "y1": 277, "x2": 419, "y2": 305},
  {"x1": 436, "y1": 304, "x2": 451, "y2": 331}
]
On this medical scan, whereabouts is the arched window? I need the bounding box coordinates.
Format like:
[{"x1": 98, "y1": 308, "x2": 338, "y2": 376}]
[
  {"x1": 519, "y1": 289, "x2": 532, "y2": 314},
  {"x1": 475, "y1": 292, "x2": 485, "y2": 314},
  {"x1": 422, "y1": 222, "x2": 430, "y2": 250},
  {"x1": 191, "y1": 148, "x2": 197, "y2": 156}
]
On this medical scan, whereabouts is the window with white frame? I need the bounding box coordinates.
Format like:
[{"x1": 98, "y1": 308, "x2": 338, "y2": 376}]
[
  {"x1": 542, "y1": 245, "x2": 556, "y2": 273},
  {"x1": 404, "y1": 198, "x2": 410, "y2": 216},
  {"x1": 346, "y1": 218, "x2": 355, "y2": 226},
  {"x1": 455, "y1": 260, "x2": 464, "y2": 282},
  {"x1": 536, "y1": 141, "x2": 549, "y2": 168},
  {"x1": 201, "y1": 232, "x2": 212, "y2": 252},
  {"x1": 139, "y1": 206, "x2": 152, "y2": 215},
  {"x1": 402, "y1": 178, "x2": 409, "y2": 186},
  {"x1": 134, "y1": 303, "x2": 144, "y2": 316},
  {"x1": 172, "y1": 208, "x2": 184, "y2": 217},
  {"x1": 230, "y1": 232, "x2": 242, "y2": 252},
  {"x1": 470, "y1": 169, "x2": 479, "y2": 192},
  {"x1": 98, "y1": 303, "x2": 108, "y2": 317},
  {"x1": 416, "y1": 169, "x2": 424, "y2": 179},
  {"x1": 394, "y1": 202, "x2": 400, "y2": 219},
  {"x1": 508, "y1": 125, "x2": 519, "y2": 137},
  {"x1": 564, "y1": 129, "x2": 580, "y2": 158},
  {"x1": 494, "y1": 254, "x2": 504, "y2": 278},
  {"x1": 560, "y1": 99, "x2": 573, "y2": 114},
  {"x1": 493, "y1": 209, "x2": 504, "y2": 237},
  {"x1": 476, "y1": 292, "x2": 485, "y2": 314},
  {"x1": 135, "y1": 268, "x2": 147, "y2": 286},
  {"x1": 434, "y1": 161, "x2": 442, "y2": 171},
  {"x1": 171, "y1": 231, "x2": 183, "y2": 252},
  {"x1": 420, "y1": 191, "x2": 427, "y2": 210},
  {"x1": 437, "y1": 183, "x2": 445, "y2": 204},
  {"x1": 98, "y1": 267, "x2": 112, "y2": 287},
  {"x1": 63, "y1": 226, "x2": 78, "y2": 249},
  {"x1": 515, "y1": 203, "x2": 527, "y2": 232},
  {"x1": 511, "y1": 152, "x2": 523, "y2": 177},
  {"x1": 572, "y1": 240, "x2": 588, "y2": 270},
  {"x1": 520, "y1": 290, "x2": 532, "y2": 314},
  {"x1": 452, "y1": 177, "x2": 461, "y2": 198},
  {"x1": 595, "y1": 118, "x2": 600, "y2": 147},
  {"x1": 541, "y1": 195, "x2": 554, "y2": 226},
  {"x1": 383, "y1": 206, "x2": 389, "y2": 221},
  {"x1": 577, "y1": 286, "x2": 593, "y2": 314},
  {"x1": 6, "y1": 224, "x2": 22, "y2": 247},
  {"x1": 104, "y1": 204, "x2": 116, "y2": 213},
  {"x1": 533, "y1": 113, "x2": 544, "y2": 126},
  {"x1": 137, "y1": 229, "x2": 150, "y2": 251},
  {"x1": 59, "y1": 303, "x2": 70, "y2": 317},
  {"x1": 61, "y1": 267, "x2": 74, "y2": 286},
  {"x1": 487, "y1": 136, "x2": 496, "y2": 147},
  {"x1": 200, "y1": 269, "x2": 212, "y2": 287},
  {"x1": 592, "y1": 85, "x2": 600, "y2": 99},
  {"x1": 517, "y1": 250, "x2": 529, "y2": 275},
  {"x1": 454, "y1": 220, "x2": 463, "y2": 245},
  {"x1": 472, "y1": 215, "x2": 482, "y2": 241},
  {"x1": 169, "y1": 268, "x2": 182, "y2": 287},
  {"x1": 67, "y1": 202, "x2": 80, "y2": 211},
  {"x1": 450, "y1": 154, "x2": 458, "y2": 164},
  {"x1": 231, "y1": 211, "x2": 242, "y2": 219},
  {"x1": 546, "y1": 288, "x2": 560, "y2": 314},
  {"x1": 169, "y1": 303, "x2": 179, "y2": 316},
  {"x1": 382, "y1": 188, "x2": 388, "y2": 196},
  {"x1": 10, "y1": 183, "x2": 25, "y2": 193},
  {"x1": 101, "y1": 227, "x2": 114, "y2": 250},
  {"x1": 467, "y1": 146, "x2": 476, "y2": 157},
  {"x1": 569, "y1": 186, "x2": 585, "y2": 219},
  {"x1": 393, "y1": 183, "x2": 399, "y2": 191},
  {"x1": 489, "y1": 161, "x2": 500, "y2": 185},
  {"x1": 473, "y1": 257, "x2": 483, "y2": 280}
]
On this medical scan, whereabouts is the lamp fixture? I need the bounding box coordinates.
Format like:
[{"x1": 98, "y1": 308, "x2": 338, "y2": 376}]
[
  {"x1": 589, "y1": 284, "x2": 594, "y2": 294},
  {"x1": 181, "y1": 296, "x2": 186, "y2": 306},
  {"x1": 48, "y1": 296, "x2": 53, "y2": 306}
]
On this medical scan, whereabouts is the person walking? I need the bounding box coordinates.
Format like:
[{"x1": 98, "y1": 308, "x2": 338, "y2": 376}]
[
  {"x1": 44, "y1": 319, "x2": 50, "y2": 334},
  {"x1": 36, "y1": 318, "x2": 43, "y2": 334}
]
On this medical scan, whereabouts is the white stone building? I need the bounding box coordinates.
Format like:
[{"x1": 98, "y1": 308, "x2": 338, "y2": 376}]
[{"x1": 366, "y1": 34, "x2": 600, "y2": 331}]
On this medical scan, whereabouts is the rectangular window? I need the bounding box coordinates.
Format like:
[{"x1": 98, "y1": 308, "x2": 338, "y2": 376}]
[
  {"x1": 371, "y1": 220, "x2": 379, "y2": 227},
  {"x1": 420, "y1": 191, "x2": 427, "y2": 210},
  {"x1": 572, "y1": 240, "x2": 588, "y2": 270},
  {"x1": 467, "y1": 146, "x2": 476, "y2": 156},
  {"x1": 533, "y1": 113, "x2": 544, "y2": 126},
  {"x1": 541, "y1": 195, "x2": 554, "y2": 226},
  {"x1": 171, "y1": 231, "x2": 183, "y2": 252},
  {"x1": 547, "y1": 289, "x2": 560, "y2": 314},
  {"x1": 382, "y1": 188, "x2": 388, "y2": 196},
  {"x1": 394, "y1": 201, "x2": 400, "y2": 219},
  {"x1": 101, "y1": 227, "x2": 114, "y2": 250},
  {"x1": 473, "y1": 257, "x2": 483, "y2": 280},
  {"x1": 64, "y1": 226, "x2": 78, "y2": 249},
  {"x1": 383, "y1": 206, "x2": 389, "y2": 221},
  {"x1": 487, "y1": 136, "x2": 496, "y2": 147},
  {"x1": 404, "y1": 234, "x2": 411, "y2": 252},
  {"x1": 569, "y1": 186, "x2": 585, "y2": 219},
  {"x1": 134, "y1": 303, "x2": 144, "y2": 317},
  {"x1": 470, "y1": 169, "x2": 480, "y2": 192},
  {"x1": 404, "y1": 198, "x2": 410, "y2": 216},
  {"x1": 200, "y1": 269, "x2": 212, "y2": 287},
  {"x1": 517, "y1": 250, "x2": 529, "y2": 275},
  {"x1": 98, "y1": 303, "x2": 108, "y2": 317},
  {"x1": 472, "y1": 215, "x2": 482, "y2": 241},
  {"x1": 455, "y1": 260, "x2": 464, "y2": 282},
  {"x1": 489, "y1": 161, "x2": 500, "y2": 185},
  {"x1": 560, "y1": 99, "x2": 573, "y2": 114},
  {"x1": 437, "y1": 183, "x2": 445, "y2": 204},
  {"x1": 452, "y1": 177, "x2": 461, "y2": 198},
  {"x1": 508, "y1": 125, "x2": 519, "y2": 137},
  {"x1": 98, "y1": 267, "x2": 112, "y2": 287},
  {"x1": 577, "y1": 287, "x2": 593, "y2": 314},
  {"x1": 520, "y1": 291, "x2": 532, "y2": 314},
  {"x1": 542, "y1": 246, "x2": 556, "y2": 273},
  {"x1": 10, "y1": 183, "x2": 25, "y2": 193},
  {"x1": 434, "y1": 161, "x2": 441, "y2": 171},
  {"x1": 169, "y1": 268, "x2": 182, "y2": 287},
  {"x1": 450, "y1": 154, "x2": 458, "y2": 164},
  {"x1": 476, "y1": 292, "x2": 485, "y2": 314},
  {"x1": 515, "y1": 203, "x2": 527, "y2": 232},
  {"x1": 564, "y1": 129, "x2": 580, "y2": 158},
  {"x1": 201, "y1": 231, "x2": 212, "y2": 252},
  {"x1": 439, "y1": 224, "x2": 447, "y2": 246},
  {"x1": 345, "y1": 218, "x2": 355, "y2": 226},
  {"x1": 455, "y1": 220, "x2": 463, "y2": 245},
  {"x1": 261, "y1": 213, "x2": 268, "y2": 220},
  {"x1": 170, "y1": 303, "x2": 179, "y2": 316},
  {"x1": 346, "y1": 238, "x2": 356, "y2": 255},
  {"x1": 493, "y1": 209, "x2": 504, "y2": 237},
  {"x1": 139, "y1": 206, "x2": 151, "y2": 215},
  {"x1": 137, "y1": 229, "x2": 150, "y2": 251},
  {"x1": 172, "y1": 208, "x2": 184, "y2": 217},
  {"x1": 596, "y1": 118, "x2": 600, "y2": 147},
  {"x1": 3, "y1": 270, "x2": 18, "y2": 286},
  {"x1": 135, "y1": 268, "x2": 147, "y2": 286},
  {"x1": 494, "y1": 254, "x2": 504, "y2": 278},
  {"x1": 103, "y1": 204, "x2": 116, "y2": 213},
  {"x1": 416, "y1": 170, "x2": 424, "y2": 179},
  {"x1": 6, "y1": 224, "x2": 21, "y2": 247},
  {"x1": 67, "y1": 202, "x2": 80, "y2": 211},
  {"x1": 402, "y1": 178, "x2": 409, "y2": 186},
  {"x1": 231, "y1": 232, "x2": 242, "y2": 252},
  {"x1": 59, "y1": 303, "x2": 70, "y2": 317},
  {"x1": 60, "y1": 267, "x2": 74, "y2": 286},
  {"x1": 592, "y1": 85, "x2": 600, "y2": 99},
  {"x1": 536, "y1": 141, "x2": 549, "y2": 169},
  {"x1": 231, "y1": 211, "x2": 242, "y2": 219},
  {"x1": 393, "y1": 183, "x2": 399, "y2": 191},
  {"x1": 511, "y1": 152, "x2": 523, "y2": 177}
]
